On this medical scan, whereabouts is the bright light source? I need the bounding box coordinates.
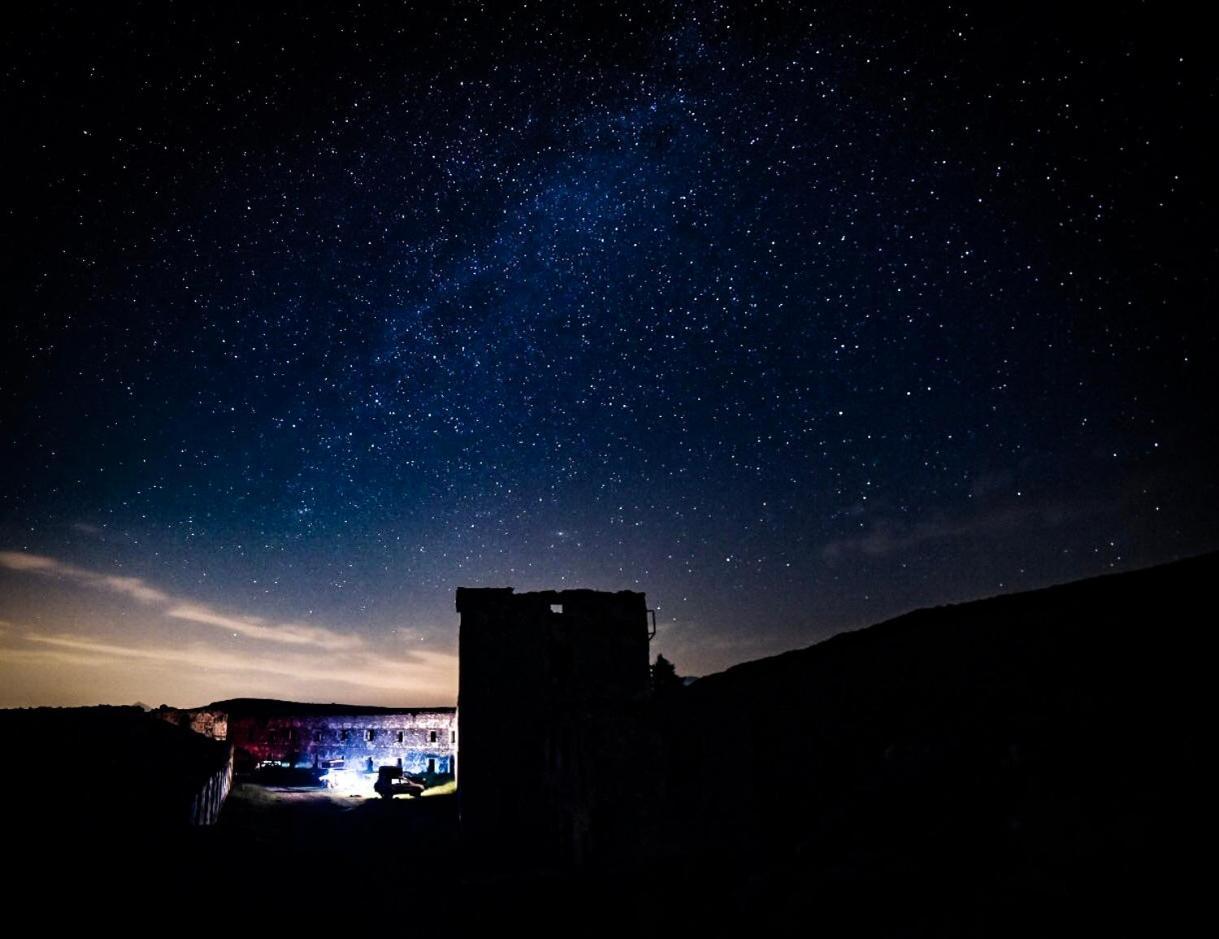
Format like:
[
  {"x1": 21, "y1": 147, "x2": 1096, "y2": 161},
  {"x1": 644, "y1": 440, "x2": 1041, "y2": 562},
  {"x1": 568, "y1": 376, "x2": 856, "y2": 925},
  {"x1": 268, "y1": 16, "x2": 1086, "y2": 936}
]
[{"x1": 320, "y1": 768, "x2": 373, "y2": 797}]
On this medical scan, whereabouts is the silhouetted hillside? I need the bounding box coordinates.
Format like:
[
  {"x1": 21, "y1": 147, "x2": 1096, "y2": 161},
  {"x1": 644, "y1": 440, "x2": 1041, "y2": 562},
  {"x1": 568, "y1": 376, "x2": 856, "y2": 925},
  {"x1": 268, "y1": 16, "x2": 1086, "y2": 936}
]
[
  {"x1": 202, "y1": 697, "x2": 452, "y2": 717},
  {"x1": 0, "y1": 704, "x2": 233, "y2": 899},
  {"x1": 652, "y1": 552, "x2": 1213, "y2": 933}
]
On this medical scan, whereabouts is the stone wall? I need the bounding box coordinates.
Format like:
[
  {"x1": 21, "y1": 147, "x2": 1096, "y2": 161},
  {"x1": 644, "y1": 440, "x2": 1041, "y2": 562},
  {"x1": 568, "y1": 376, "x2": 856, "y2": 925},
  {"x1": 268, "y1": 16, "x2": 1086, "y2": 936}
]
[
  {"x1": 156, "y1": 706, "x2": 228, "y2": 741},
  {"x1": 189, "y1": 743, "x2": 234, "y2": 825},
  {"x1": 457, "y1": 587, "x2": 650, "y2": 866},
  {"x1": 229, "y1": 709, "x2": 457, "y2": 775},
  {"x1": 0, "y1": 706, "x2": 235, "y2": 830}
]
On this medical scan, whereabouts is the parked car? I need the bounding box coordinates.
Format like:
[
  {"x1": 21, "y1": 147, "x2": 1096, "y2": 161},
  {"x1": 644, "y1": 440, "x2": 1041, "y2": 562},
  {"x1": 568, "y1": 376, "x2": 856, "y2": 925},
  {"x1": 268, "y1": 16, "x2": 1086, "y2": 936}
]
[{"x1": 373, "y1": 765, "x2": 426, "y2": 799}]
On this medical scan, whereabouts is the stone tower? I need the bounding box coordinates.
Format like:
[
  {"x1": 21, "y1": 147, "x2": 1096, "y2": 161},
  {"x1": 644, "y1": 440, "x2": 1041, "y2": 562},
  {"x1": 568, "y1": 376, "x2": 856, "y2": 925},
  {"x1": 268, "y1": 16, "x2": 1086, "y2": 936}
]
[{"x1": 456, "y1": 587, "x2": 651, "y2": 865}]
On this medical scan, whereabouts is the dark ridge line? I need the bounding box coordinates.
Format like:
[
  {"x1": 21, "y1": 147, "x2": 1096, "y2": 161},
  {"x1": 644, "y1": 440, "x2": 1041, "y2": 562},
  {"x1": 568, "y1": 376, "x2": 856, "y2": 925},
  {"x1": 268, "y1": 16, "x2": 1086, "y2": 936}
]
[
  {"x1": 689, "y1": 548, "x2": 1219, "y2": 691},
  {"x1": 196, "y1": 697, "x2": 457, "y2": 716}
]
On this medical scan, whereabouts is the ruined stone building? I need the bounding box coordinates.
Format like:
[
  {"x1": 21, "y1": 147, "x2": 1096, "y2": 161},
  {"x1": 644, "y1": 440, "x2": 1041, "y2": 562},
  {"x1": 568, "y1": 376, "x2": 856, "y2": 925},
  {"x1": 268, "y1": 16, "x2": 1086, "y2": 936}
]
[
  {"x1": 457, "y1": 587, "x2": 652, "y2": 865},
  {"x1": 157, "y1": 706, "x2": 228, "y2": 741},
  {"x1": 144, "y1": 585, "x2": 653, "y2": 863},
  {"x1": 161, "y1": 699, "x2": 457, "y2": 777}
]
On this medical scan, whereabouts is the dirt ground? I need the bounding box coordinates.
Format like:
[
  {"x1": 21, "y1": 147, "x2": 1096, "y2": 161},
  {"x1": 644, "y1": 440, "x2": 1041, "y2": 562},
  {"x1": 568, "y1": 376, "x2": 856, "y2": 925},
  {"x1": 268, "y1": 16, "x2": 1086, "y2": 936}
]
[
  {"x1": 188, "y1": 779, "x2": 462, "y2": 897},
  {"x1": 191, "y1": 781, "x2": 655, "y2": 926}
]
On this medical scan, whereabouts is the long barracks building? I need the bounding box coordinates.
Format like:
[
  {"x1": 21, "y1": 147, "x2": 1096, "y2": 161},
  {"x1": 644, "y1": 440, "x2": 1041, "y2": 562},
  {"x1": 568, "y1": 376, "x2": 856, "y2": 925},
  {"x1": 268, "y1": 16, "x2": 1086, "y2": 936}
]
[{"x1": 159, "y1": 698, "x2": 457, "y2": 777}]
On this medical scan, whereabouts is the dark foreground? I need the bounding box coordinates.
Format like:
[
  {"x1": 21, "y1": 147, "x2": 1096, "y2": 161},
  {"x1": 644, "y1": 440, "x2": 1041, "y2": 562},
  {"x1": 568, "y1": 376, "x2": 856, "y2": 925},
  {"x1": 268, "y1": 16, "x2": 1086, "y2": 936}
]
[
  {"x1": 648, "y1": 552, "x2": 1211, "y2": 934},
  {"x1": 4, "y1": 553, "x2": 1212, "y2": 933}
]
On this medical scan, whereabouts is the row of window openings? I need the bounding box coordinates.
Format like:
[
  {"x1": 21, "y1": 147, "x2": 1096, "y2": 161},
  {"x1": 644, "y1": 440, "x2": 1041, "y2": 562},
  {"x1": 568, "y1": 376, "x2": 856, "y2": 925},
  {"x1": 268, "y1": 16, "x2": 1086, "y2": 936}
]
[
  {"x1": 267, "y1": 729, "x2": 455, "y2": 744},
  {"x1": 390, "y1": 757, "x2": 440, "y2": 773}
]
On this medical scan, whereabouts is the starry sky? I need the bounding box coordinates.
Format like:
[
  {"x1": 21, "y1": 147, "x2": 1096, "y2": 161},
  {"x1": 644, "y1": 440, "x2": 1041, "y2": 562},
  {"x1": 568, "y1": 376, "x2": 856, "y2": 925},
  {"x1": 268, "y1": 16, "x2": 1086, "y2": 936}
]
[{"x1": 3, "y1": 1, "x2": 1216, "y2": 707}]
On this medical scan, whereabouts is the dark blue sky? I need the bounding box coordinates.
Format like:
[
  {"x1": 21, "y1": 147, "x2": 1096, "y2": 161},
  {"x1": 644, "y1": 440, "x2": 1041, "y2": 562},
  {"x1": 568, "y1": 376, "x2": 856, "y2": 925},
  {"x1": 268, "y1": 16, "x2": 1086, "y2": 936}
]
[{"x1": 2, "y1": 1, "x2": 1216, "y2": 706}]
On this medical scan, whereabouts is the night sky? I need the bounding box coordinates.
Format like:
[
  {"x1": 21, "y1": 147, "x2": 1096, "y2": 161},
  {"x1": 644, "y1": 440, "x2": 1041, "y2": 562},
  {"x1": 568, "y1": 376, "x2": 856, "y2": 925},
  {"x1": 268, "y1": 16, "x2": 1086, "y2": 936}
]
[{"x1": 3, "y1": 2, "x2": 1216, "y2": 707}]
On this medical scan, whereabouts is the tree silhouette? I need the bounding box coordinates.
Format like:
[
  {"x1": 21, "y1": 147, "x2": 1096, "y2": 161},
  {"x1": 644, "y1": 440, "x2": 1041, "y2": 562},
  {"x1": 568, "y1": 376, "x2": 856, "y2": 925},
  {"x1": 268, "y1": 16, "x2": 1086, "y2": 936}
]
[{"x1": 651, "y1": 653, "x2": 682, "y2": 698}]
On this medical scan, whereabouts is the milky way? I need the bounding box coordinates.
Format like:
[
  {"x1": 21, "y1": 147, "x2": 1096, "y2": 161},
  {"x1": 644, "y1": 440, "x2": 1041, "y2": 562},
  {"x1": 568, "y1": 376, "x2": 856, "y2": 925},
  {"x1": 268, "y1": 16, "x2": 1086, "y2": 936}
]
[{"x1": 3, "y1": 2, "x2": 1216, "y2": 705}]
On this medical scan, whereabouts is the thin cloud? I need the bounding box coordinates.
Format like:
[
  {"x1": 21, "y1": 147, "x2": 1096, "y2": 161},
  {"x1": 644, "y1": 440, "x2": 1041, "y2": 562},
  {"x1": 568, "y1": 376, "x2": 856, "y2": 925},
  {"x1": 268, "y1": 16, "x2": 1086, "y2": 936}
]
[
  {"x1": 98, "y1": 575, "x2": 170, "y2": 604},
  {"x1": 0, "y1": 645, "x2": 130, "y2": 669},
  {"x1": 820, "y1": 500, "x2": 1092, "y2": 561},
  {"x1": 0, "y1": 550, "x2": 360, "y2": 650},
  {"x1": 165, "y1": 604, "x2": 363, "y2": 651},
  {"x1": 0, "y1": 552, "x2": 60, "y2": 572},
  {"x1": 0, "y1": 551, "x2": 169, "y2": 602},
  {"x1": 21, "y1": 633, "x2": 455, "y2": 695}
]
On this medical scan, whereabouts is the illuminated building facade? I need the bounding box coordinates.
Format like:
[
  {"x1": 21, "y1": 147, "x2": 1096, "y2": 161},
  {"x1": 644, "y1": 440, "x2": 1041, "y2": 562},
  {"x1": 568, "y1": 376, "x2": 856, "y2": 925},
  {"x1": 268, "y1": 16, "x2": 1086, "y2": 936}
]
[{"x1": 161, "y1": 700, "x2": 457, "y2": 777}]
